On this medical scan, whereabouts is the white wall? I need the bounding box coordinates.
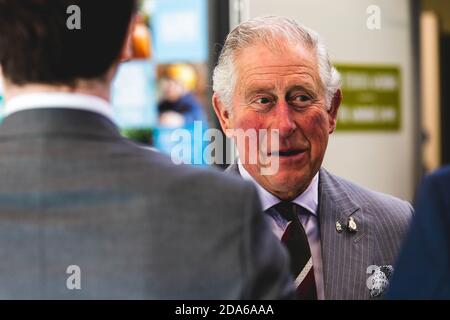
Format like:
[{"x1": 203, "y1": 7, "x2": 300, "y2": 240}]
[{"x1": 238, "y1": 0, "x2": 416, "y2": 201}]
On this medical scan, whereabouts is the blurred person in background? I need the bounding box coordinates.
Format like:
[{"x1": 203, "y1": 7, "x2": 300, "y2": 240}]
[
  {"x1": 0, "y1": 0, "x2": 294, "y2": 299},
  {"x1": 387, "y1": 166, "x2": 450, "y2": 299},
  {"x1": 212, "y1": 16, "x2": 413, "y2": 300},
  {"x1": 158, "y1": 64, "x2": 207, "y2": 127}
]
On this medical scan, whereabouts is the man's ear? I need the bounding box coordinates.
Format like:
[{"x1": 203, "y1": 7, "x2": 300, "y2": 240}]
[
  {"x1": 328, "y1": 89, "x2": 342, "y2": 134},
  {"x1": 212, "y1": 93, "x2": 233, "y2": 137},
  {"x1": 120, "y1": 15, "x2": 137, "y2": 62}
]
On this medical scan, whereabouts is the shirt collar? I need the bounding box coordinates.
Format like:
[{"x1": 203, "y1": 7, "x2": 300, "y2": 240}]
[
  {"x1": 4, "y1": 92, "x2": 115, "y2": 123},
  {"x1": 237, "y1": 159, "x2": 319, "y2": 215}
]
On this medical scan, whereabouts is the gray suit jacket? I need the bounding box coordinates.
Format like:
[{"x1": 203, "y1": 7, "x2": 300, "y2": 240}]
[
  {"x1": 226, "y1": 163, "x2": 413, "y2": 299},
  {"x1": 0, "y1": 108, "x2": 293, "y2": 299}
]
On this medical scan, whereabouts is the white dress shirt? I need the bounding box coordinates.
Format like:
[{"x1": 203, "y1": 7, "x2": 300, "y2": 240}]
[
  {"x1": 4, "y1": 92, "x2": 115, "y2": 122},
  {"x1": 238, "y1": 160, "x2": 325, "y2": 300}
]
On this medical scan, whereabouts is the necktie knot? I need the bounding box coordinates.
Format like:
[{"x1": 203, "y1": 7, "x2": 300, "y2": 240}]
[{"x1": 272, "y1": 201, "x2": 298, "y2": 222}]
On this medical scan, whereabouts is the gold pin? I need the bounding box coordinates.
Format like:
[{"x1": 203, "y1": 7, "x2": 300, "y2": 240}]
[
  {"x1": 335, "y1": 221, "x2": 343, "y2": 233},
  {"x1": 347, "y1": 217, "x2": 358, "y2": 233}
]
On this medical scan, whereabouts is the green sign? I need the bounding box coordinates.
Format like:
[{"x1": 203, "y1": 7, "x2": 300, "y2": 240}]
[{"x1": 335, "y1": 64, "x2": 401, "y2": 131}]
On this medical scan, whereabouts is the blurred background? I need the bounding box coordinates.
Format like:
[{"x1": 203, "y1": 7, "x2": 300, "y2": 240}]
[{"x1": 0, "y1": 0, "x2": 448, "y2": 202}]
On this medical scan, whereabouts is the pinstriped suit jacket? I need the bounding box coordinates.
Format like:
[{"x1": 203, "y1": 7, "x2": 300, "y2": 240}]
[{"x1": 226, "y1": 164, "x2": 413, "y2": 300}]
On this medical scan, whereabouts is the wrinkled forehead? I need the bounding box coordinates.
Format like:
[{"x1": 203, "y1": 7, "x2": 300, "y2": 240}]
[{"x1": 233, "y1": 41, "x2": 322, "y2": 93}]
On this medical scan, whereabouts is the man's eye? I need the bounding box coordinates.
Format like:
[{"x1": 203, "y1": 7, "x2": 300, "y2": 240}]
[
  {"x1": 291, "y1": 95, "x2": 312, "y2": 107},
  {"x1": 255, "y1": 97, "x2": 272, "y2": 104},
  {"x1": 294, "y1": 95, "x2": 310, "y2": 102}
]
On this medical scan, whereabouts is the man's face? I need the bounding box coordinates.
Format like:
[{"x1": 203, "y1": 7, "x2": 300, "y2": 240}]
[
  {"x1": 161, "y1": 78, "x2": 185, "y2": 102},
  {"x1": 214, "y1": 41, "x2": 340, "y2": 200}
]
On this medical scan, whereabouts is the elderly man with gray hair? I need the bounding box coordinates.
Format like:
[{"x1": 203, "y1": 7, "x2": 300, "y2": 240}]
[{"x1": 212, "y1": 16, "x2": 413, "y2": 300}]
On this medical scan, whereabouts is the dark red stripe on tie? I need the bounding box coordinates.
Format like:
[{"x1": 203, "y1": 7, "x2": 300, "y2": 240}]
[{"x1": 281, "y1": 220, "x2": 310, "y2": 276}]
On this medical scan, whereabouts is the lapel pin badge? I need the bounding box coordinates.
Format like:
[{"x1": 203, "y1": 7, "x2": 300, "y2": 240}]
[
  {"x1": 347, "y1": 217, "x2": 358, "y2": 233},
  {"x1": 335, "y1": 221, "x2": 343, "y2": 233}
]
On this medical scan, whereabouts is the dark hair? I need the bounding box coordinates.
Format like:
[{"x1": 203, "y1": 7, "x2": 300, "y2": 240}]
[{"x1": 0, "y1": 0, "x2": 137, "y2": 85}]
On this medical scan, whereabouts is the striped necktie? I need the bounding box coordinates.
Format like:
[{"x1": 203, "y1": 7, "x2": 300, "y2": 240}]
[{"x1": 271, "y1": 201, "x2": 317, "y2": 300}]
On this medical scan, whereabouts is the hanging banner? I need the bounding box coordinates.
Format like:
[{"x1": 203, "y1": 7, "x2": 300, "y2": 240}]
[
  {"x1": 152, "y1": 0, "x2": 208, "y2": 63},
  {"x1": 111, "y1": 60, "x2": 157, "y2": 129}
]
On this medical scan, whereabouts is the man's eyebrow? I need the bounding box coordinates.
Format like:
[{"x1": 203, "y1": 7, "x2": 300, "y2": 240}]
[
  {"x1": 244, "y1": 87, "x2": 276, "y2": 98},
  {"x1": 287, "y1": 84, "x2": 317, "y2": 94}
]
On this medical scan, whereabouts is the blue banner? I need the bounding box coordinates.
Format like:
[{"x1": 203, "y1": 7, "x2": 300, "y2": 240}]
[
  {"x1": 152, "y1": 0, "x2": 208, "y2": 63},
  {"x1": 111, "y1": 60, "x2": 157, "y2": 129}
]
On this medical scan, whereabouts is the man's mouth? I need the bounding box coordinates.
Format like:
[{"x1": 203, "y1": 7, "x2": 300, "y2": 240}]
[{"x1": 269, "y1": 149, "x2": 304, "y2": 157}]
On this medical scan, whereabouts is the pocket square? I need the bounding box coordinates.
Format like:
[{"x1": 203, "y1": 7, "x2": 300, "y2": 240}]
[{"x1": 366, "y1": 265, "x2": 394, "y2": 298}]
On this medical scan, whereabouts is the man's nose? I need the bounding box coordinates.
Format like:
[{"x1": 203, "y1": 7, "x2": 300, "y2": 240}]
[{"x1": 273, "y1": 100, "x2": 296, "y2": 138}]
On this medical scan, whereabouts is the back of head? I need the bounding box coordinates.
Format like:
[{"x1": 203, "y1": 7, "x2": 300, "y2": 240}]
[{"x1": 0, "y1": 0, "x2": 137, "y2": 86}]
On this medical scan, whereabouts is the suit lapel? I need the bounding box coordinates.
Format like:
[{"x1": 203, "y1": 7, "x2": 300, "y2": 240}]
[{"x1": 318, "y1": 168, "x2": 373, "y2": 299}]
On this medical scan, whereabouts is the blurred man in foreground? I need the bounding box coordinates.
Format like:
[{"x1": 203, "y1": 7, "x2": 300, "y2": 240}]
[
  {"x1": 0, "y1": 1, "x2": 293, "y2": 299},
  {"x1": 388, "y1": 166, "x2": 450, "y2": 299},
  {"x1": 212, "y1": 16, "x2": 413, "y2": 299}
]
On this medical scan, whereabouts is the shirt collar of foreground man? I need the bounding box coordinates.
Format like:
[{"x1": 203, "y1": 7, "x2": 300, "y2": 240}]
[
  {"x1": 4, "y1": 92, "x2": 115, "y2": 123},
  {"x1": 214, "y1": 16, "x2": 413, "y2": 299}
]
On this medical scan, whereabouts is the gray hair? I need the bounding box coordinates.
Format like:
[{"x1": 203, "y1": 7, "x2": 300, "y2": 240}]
[{"x1": 212, "y1": 16, "x2": 341, "y2": 111}]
